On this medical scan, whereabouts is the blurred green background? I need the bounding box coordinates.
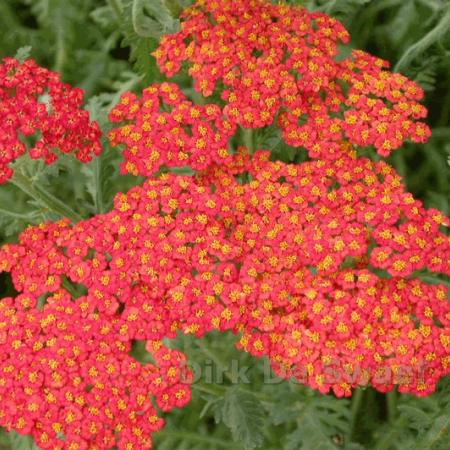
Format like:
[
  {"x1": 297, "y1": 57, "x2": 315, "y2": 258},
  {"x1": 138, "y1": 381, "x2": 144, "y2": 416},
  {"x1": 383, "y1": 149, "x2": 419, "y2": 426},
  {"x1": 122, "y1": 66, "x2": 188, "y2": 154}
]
[{"x1": 0, "y1": 1, "x2": 449, "y2": 449}]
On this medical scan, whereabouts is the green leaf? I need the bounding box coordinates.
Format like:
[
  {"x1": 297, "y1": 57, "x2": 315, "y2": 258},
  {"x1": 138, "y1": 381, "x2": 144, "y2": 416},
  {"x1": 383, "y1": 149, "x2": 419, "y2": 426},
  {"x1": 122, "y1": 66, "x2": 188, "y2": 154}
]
[
  {"x1": 23, "y1": 0, "x2": 82, "y2": 74},
  {"x1": 119, "y1": 0, "x2": 179, "y2": 83},
  {"x1": 395, "y1": 6, "x2": 450, "y2": 72},
  {"x1": 412, "y1": 57, "x2": 439, "y2": 92},
  {"x1": 221, "y1": 387, "x2": 265, "y2": 450},
  {"x1": 81, "y1": 147, "x2": 121, "y2": 215},
  {"x1": 14, "y1": 45, "x2": 32, "y2": 63},
  {"x1": 285, "y1": 396, "x2": 351, "y2": 450},
  {"x1": 9, "y1": 431, "x2": 40, "y2": 450},
  {"x1": 286, "y1": 427, "x2": 337, "y2": 450},
  {"x1": 132, "y1": 0, "x2": 164, "y2": 38},
  {"x1": 95, "y1": 71, "x2": 142, "y2": 113},
  {"x1": 397, "y1": 405, "x2": 432, "y2": 432},
  {"x1": 0, "y1": 206, "x2": 42, "y2": 237},
  {"x1": 90, "y1": 5, "x2": 117, "y2": 30},
  {"x1": 417, "y1": 414, "x2": 450, "y2": 450},
  {"x1": 162, "y1": 0, "x2": 183, "y2": 18},
  {"x1": 320, "y1": 0, "x2": 372, "y2": 20},
  {"x1": 138, "y1": 0, "x2": 180, "y2": 35},
  {"x1": 81, "y1": 95, "x2": 134, "y2": 214}
]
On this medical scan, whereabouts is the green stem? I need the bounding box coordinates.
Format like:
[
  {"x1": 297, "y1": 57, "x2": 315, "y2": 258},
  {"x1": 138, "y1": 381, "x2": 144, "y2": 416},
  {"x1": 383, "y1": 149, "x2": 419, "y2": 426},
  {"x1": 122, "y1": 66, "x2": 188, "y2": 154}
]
[
  {"x1": 350, "y1": 388, "x2": 365, "y2": 438},
  {"x1": 0, "y1": 207, "x2": 40, "y2": 221},
  {"x1": 54, "y1": 26, "x2": 66, "y2": 74},
  {"x1": 386, "y1": 389, "x2": 397, "y2": 423},
  {"x1": 242, "y1": 127, "x2": 256, "y2": 154},
  {"x1": 10, "y1": 172, "x2": 82, "y2": 223},
  {"x1": 192, "y1": 383, "x2": 226, "y2": 397}
]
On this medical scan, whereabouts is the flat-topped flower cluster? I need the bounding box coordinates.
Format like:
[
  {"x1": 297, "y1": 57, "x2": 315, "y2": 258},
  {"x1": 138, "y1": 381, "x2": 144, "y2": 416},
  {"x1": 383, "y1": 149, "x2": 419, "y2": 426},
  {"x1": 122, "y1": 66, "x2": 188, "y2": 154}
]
[
  {"x1": 0, "y1": 0, "x2": 448, "y2": 449},
  {"x1": 0, "y1": 58, "x2": 102, "y2": 184},
  {"x1": 155, "y1": 0, "x2": 430, "y2": 156}
]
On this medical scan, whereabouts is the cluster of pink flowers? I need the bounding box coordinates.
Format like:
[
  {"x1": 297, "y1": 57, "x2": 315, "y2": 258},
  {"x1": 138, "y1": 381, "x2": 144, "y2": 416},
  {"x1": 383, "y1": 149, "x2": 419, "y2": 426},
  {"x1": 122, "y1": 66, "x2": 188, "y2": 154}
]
[
  {"x1": 0, "y1": 58, "x2": 102, "y2": 184},
  {"x1": 205, "y1": 150, "x2": 449, "y2": 396},
  {"x1": 0, "y1": 292, "x2": 189, "y2": 449},
  {"x1": 155, "y1": 0, "x2": 430, "y2": 158},
  {"x1": 1, "y1": 148, "x2": 449, "y2": 446},
  {"x1": 0, "y1": 0, "x2": 449, "y2": 448},
  {"x1": 108, "y1": 83, "x2": 236, "y2": 176},
  {"x1": 0, "y1": 221, "x2": 192, "y2": 449}
]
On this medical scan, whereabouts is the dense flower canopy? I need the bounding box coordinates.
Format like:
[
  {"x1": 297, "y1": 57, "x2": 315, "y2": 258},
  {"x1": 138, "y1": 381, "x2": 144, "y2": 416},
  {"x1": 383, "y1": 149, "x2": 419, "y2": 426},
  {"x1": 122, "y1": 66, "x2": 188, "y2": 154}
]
[
  {"x1": 108, "y1": 82, "x2": 236, "y2": 176},
  {"x1": 1, "y1": 149, "x2": 449, "y2": 446},
  {"x1": 0, "y1": 0, "x2": 449, "y2": 448},
  {"x1": 0, "y1": 58, "x2": 102, "y2": 184},
  {"x1": 0, "y1": 292, "x2": 189, "y2": 449},
  {"x1": 154, "y1": 0, "x2": 431, "y2": 158}
]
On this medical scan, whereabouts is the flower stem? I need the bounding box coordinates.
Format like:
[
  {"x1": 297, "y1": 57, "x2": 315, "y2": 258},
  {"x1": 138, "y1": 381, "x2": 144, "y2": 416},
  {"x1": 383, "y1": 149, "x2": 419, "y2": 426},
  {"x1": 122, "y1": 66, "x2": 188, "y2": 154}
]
[
  {"x1": 242, "y1": 127, "x2": 256, "y2": 154},
  {"x1": 386, "y1": 389, "x2": 397, "y2": 423},
  {"x1": 350, "y1": 388, "x2": 365, "y2": 438},
  {"x1": 10, "y1": 172, "x2": 82, "y2": 223}
]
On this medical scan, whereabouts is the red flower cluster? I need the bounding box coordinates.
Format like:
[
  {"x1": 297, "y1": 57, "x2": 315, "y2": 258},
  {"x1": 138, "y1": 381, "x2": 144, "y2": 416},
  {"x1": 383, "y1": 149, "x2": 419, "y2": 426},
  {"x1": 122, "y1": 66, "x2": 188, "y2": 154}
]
[
  {"x1": 205, "y1": 150, "x2": 450, "y2": 396},
  {"x1": 0, "y1": 152, "x2": 448, "y2": 445},
  {"x1": 108, "y1": 82, "x2": 235, "y2": 176},
  {"x1": 0, "y1": 58, "x2": 102, "y2": 184},
  {"x1": 154, "y1": 0, "x2": 430, "y2": 158},
  {"x1": 0, "y1": 0, "x2": 449, "y2": 448},
  {"x1": 0, "y1": 226, "x2": 191, "y2": 449}
]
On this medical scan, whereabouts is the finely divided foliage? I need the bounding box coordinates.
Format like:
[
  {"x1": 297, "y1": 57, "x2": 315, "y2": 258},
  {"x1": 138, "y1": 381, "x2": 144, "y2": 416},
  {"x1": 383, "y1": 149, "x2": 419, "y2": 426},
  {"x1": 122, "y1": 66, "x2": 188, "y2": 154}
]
[{"x1": 0, "y1": 0, "x2": 449, "y2": 449}]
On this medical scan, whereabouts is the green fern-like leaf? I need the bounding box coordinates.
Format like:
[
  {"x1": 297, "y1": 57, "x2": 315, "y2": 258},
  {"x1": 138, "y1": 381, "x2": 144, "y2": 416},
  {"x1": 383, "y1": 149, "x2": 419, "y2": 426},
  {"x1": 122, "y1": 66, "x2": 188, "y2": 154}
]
[
  {"x1": 221, "y1": 387, "x2": 266, "y2": 450},
  {"x1": 0, "y1": 206, "x2": 42, "y2": 238},
  {"x1": 397, "y1": 405, "x2": 432, "y2": 433},
  {"x1": 408, "y1": 56, "x2": 439, "y2": 92},
  {"x1": 395, "y1": 6, "x2": 450, "y2": 73},
  {"x1": 81, "y1": 147, "x2": 122, "y2": 215},
  {"x1": 417, "y1": 415, "x2": 450, "y2": 450},
  {"x1": 285, "y1": 396, "x2": 351, "y2": 450},
  {"x1": 14, "y1": 45, "x2": 32, "y2": 63},
  {"x1": 23, "y1": 0, "x2": 83, "y2": 73},
  {"x1": 318, "y1": 0, "x2": 372, "y2": 21},
  {"x1": 119, "y1": 0, "x2": 179, "y2": 83},
  {"x1": 81, "y1": 95, "x2": 134, "y2": 214}
]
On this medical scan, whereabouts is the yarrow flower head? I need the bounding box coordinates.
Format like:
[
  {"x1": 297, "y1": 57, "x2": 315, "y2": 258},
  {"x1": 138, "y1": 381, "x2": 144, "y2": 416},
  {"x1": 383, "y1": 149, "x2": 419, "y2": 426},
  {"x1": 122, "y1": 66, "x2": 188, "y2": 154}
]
[
  {"x1": 1, "y1": 150, "x2": 448, "y2": 409},
  {"x1": 154, "y1": 0, "x2": 431, "y2": 159},
  {"x1": 202, "y1": 149, "x2": 450, "y2": 396},
  {"x1": 0, "y1": 283, "x2": 191, "y2": 449},
  {"x1": 108, "y1": 82, "x2": 236, "y2": 176},
  {"x1": 0, "y1": 58, "x2": 102, "y2": 184},
  {"x1": 0, "y1": 0, "x2": 449, "y2": 447}
]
